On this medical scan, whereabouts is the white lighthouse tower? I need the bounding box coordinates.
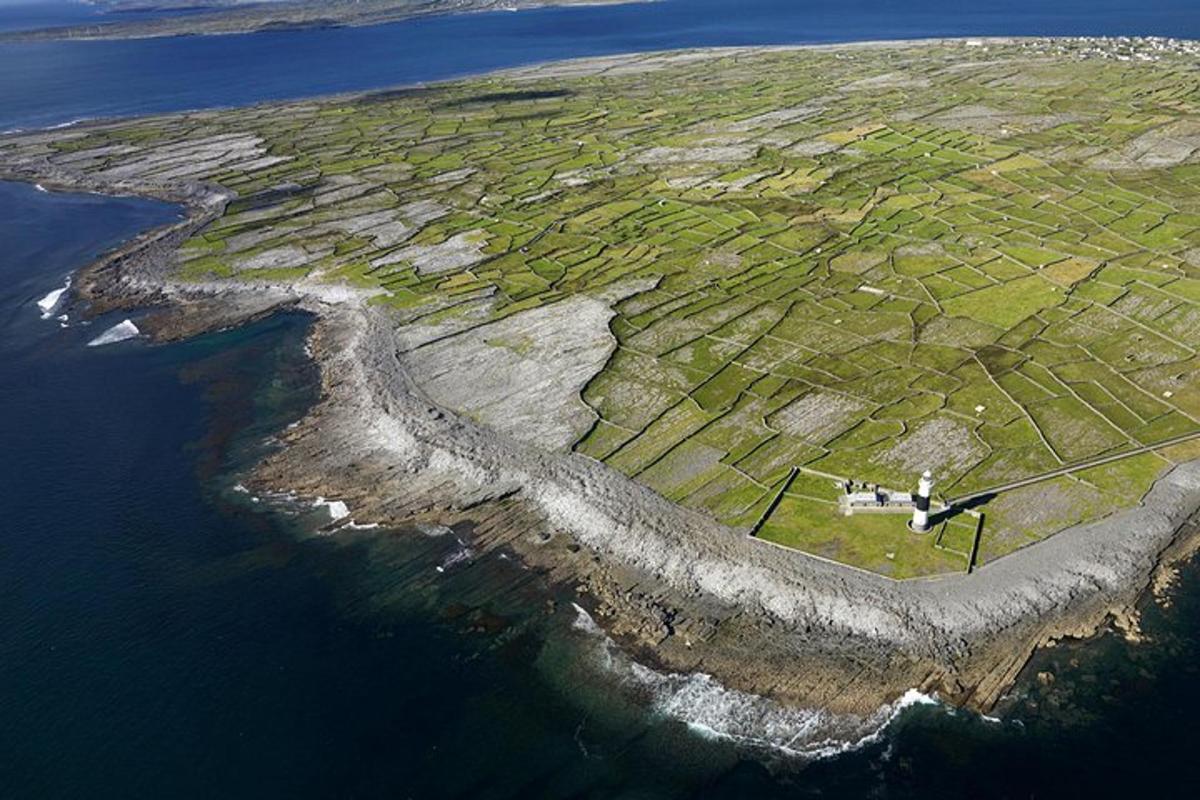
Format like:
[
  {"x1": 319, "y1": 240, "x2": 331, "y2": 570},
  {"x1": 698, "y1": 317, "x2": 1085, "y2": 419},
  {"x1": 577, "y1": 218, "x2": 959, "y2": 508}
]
[{"x1": 910, "y1": 470, "x2": 934, "y2": 532}]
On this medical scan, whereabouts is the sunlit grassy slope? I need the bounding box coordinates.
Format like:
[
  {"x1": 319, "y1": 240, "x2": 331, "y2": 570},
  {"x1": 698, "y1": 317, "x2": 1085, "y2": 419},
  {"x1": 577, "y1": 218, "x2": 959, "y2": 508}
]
[{"x1": 16, "y1": 40, "x2": 1200, "y2": 576}]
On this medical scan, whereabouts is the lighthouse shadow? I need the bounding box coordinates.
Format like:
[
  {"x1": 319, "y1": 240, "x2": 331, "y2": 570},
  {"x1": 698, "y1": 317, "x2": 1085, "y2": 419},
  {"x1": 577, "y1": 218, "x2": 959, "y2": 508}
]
[
  {"x1": 928, "y1": 494, "x2": 991, "y2": 573},
  {"x1": 930, "y1": 492, "x2": 994, "y2": 525}
]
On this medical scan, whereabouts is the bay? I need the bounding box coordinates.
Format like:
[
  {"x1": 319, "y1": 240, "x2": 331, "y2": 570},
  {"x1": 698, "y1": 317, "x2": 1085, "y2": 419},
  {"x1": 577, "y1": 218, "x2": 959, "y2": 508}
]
[{"x1": 3, "y1": 0, "x2": 1200, "y2": 131}]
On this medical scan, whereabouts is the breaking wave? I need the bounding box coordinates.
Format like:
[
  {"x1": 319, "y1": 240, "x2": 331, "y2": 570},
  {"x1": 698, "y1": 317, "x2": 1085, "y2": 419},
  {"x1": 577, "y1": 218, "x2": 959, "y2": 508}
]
[
  {"x1": 37, "y1": 276, "x2": 70, "y2": 319},
  {"x1": 48, "y1": 118, "x2": 89, "y2": 130},
  {"x1": 569, "y1": 603, "x2": 939, "y2": 760},
  {"x1": 436, "y1": 539, "x2": 474, "y2": 572},
  {"x1": 311, "y1": 496, "x2": 350, "y2": 522},
  {"x1": 87, "y1": 318, "x2": 140, "y2": 347}
]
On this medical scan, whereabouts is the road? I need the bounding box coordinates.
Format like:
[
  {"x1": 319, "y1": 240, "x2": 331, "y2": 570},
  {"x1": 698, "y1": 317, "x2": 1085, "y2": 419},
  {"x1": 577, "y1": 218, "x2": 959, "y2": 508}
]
[{"x1": 946, "y1": 429, "x2": 1200, "y2": 508}]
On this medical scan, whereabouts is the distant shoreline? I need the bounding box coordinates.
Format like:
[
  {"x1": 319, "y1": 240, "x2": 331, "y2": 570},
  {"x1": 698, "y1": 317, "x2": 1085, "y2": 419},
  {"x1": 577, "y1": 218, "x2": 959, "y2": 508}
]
[
  {"x1": 5, "y1": 38, "x2": 1200, "y2": 722},
  {"x1": 0, "y1": 0, "x2": 653, "y2": 43}
]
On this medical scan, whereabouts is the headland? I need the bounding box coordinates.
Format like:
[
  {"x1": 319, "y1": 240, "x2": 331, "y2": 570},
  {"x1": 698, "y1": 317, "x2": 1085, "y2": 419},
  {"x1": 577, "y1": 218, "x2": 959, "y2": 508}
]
[{"x1": 7, "y1": 37, "x2": 1200, "y2": 717}]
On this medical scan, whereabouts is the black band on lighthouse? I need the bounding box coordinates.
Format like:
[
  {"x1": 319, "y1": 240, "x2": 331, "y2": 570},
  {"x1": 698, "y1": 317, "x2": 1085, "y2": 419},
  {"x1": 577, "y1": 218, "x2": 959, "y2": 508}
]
[{"x1": 915, "y1": 495, "x2": 930, "y2": 512}]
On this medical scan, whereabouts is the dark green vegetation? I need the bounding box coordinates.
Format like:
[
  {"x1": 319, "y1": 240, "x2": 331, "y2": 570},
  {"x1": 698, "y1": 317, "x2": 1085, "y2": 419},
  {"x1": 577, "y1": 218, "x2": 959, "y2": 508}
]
[{"x1": 9, "y1": 40, "x2": 1200, "y2": 577}]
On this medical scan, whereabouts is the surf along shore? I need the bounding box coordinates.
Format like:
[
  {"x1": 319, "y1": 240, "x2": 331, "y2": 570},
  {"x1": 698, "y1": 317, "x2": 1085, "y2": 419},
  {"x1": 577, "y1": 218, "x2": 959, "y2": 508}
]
[{"x1": 7, "y1": 38, "x2": 1200, "y2": 723}]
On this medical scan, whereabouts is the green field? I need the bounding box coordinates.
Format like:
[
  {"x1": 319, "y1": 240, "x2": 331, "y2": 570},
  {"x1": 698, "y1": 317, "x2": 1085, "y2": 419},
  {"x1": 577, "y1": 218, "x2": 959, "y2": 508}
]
[{"x1": 11, "y1": 40, "x2": 1200, "y2": 577}]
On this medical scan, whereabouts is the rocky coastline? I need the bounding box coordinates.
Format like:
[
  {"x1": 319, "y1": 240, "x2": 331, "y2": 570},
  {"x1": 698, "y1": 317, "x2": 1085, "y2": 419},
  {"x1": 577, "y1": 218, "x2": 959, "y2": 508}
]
[
  {"x1": 7, "y1": 39, "x2": 1200, "y2": 721},
  {"x1": 7, "y1": 168, "x2": 1194, "y2": 717}
]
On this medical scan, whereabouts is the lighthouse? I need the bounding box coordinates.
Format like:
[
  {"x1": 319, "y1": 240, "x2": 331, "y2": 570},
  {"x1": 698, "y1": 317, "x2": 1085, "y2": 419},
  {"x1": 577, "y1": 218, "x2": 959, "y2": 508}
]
[{"x1": 910, "y1": 470, "x2": 934, "y2": 532}]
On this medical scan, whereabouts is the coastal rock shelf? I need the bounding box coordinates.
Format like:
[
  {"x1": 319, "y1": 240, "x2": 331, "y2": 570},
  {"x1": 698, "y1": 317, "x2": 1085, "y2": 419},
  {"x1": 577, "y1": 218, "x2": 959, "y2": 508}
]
[{"x1": 7, "y1": 37, "x2": 1200, "y2": 714}]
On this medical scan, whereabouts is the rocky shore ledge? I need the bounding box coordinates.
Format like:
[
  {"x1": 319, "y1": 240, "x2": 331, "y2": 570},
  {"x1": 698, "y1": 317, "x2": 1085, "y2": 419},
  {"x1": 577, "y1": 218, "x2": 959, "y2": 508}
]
[
  {"x1": 253, "y1": 304, "x2": 1200, "y2": 715},
  {"x1": 7, "y1": 38, "x2": 1200, "y2": 718},
  {"x1": 11, "y1": 171, "x2": 1195, "y2": 717}
]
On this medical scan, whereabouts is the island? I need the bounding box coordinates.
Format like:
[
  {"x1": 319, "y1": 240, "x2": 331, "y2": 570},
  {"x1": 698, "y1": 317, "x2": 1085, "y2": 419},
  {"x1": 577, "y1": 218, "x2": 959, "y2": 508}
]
[
  {"x1": 6, "y1": 36, "x2": 1200, "y2": 718},
  {"x1": 0, "y1": 0, "x2": 648, "y2": 42}
]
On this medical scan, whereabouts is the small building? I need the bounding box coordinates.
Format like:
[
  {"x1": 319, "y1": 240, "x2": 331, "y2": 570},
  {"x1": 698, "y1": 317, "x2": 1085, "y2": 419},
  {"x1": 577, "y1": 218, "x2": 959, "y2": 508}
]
[{"x1": 839, "y1": 480, "x2": 915, "y2": 513}]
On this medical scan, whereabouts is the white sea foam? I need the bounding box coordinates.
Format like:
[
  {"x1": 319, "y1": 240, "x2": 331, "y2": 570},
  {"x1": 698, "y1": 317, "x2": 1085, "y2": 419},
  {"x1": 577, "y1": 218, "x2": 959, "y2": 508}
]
[
  {"x1": 568, "y1": 604, "x2": 943, "y2": 760},
  {"x1": 86, "y1": 319, "x2": 139, "y2": 346},
  {"x1": 37, "y1": 277, "x2": 70, "y2": 318},
  {"x1": 48, "y1": 118, "x2": 88, "y2": 130},
  {"x1": 34, "y1": 183, "x2": 48, "y2": 193},
  {"x1": 311, "y1": 496, "x2": 350, "y2": 521},
  {"x1": 436, "y1": 546, "x2": 473, "y2": 573},
  {"x1": 37, "y1": 288, "x2": 66, "y2": 315},
  {"x1": 571, "y1": 602, "x2": 604, "y2": 634}
]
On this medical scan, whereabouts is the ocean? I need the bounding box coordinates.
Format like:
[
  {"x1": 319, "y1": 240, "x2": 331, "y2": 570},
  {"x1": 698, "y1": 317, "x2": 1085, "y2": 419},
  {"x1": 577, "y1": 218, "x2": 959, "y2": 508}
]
[
  {"x1": 5, "y1": 1, "x2": 1200, "y2": 796},
  {"x1": 5, "y1": 184, "x2": 1200, "y2": 798},
  {"x1": 3, "y1": 0, "x2": 1200, "y2": 131},
  {"x1": 0, "y1": 0, "x2": 207, "y2": 35}
]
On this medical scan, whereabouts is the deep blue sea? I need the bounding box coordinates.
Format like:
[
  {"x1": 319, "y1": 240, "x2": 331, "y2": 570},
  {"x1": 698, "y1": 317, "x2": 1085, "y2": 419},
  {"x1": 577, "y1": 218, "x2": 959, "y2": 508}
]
[
  {"x1": 7, "y1": 185, "x2": 1200, "y2": 800},
  {"x1": 5, "y1": 187, "x2": 1200, "y2": 799},
  {"x1": 5, "y1": 1, "x2": 1200, "y2": 796},
  {"x1": 0, "y1": 0, "x2": 213, "y2": 35},
  {"x1": 2, "y1": 0, "x2": 1200, "y2": 130}
]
